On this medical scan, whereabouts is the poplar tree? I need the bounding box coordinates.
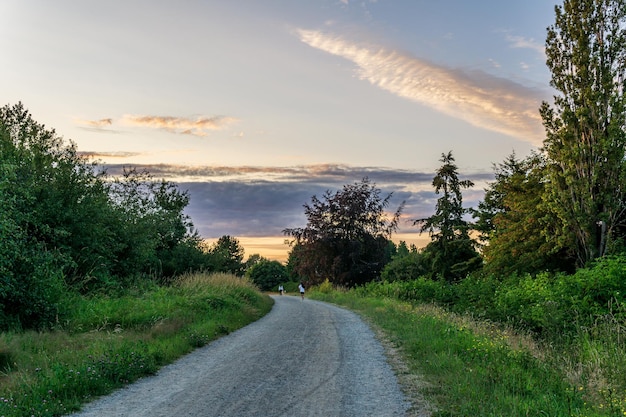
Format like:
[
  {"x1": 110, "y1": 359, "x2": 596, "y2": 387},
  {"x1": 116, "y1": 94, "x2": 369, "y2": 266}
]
[{"x1": 540, "y1": 0, "x2": 626, "y2": 266}]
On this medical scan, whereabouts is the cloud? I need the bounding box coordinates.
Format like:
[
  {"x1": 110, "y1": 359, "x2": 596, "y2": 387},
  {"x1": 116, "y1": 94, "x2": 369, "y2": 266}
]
[
  {"x1": 77, "y1": 118, "x2": 113, "y2": 127},
  {"x1": 121, "y1": 114, "x2": 238, "y2": 136},
  {"x1": 100, "y1": 162, "x2": 452, "y2": 185},
  {"x1": 99, "y1": 162, "x2": 491, "y2": 239},
  {"x1": 78, "y1": 151, "x2": 142, "y2": 159},
  {"x1": 75, "y1": 118, "x2": 123, "y2": 133},
  {"x1": 505, "y1": 34, "x2": 545, "y2": 56},
  {"x1": 297, "y1": 29, "x2": 548, "y2": 145}
]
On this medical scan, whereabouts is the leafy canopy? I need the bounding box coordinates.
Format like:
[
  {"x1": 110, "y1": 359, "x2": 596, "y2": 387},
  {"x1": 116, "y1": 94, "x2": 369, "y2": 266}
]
[{"x1": 284, "y1": 178, "x2": 403, "y2": 286}]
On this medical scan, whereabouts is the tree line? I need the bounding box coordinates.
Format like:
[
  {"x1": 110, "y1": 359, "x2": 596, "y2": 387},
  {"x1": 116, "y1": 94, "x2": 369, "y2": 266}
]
[
  {"x1": 3, "y1": 0, "x2": 625, "y2": 330},
  {"x1": 0, "y1": 103, "x2": 252, "y2": 330}
]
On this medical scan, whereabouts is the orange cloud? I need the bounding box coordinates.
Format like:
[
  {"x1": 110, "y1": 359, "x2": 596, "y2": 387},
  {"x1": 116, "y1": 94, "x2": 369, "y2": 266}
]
[
  {"x1": 77, "y1": 118, "x2": 113, "y2": 127},
  {"x1": 121, "y1": 114, "x2": 238, "y2": 136},
  {"x1": 297, "y1": 29, "x2": 547, "y2": 146},
  {"x1": 78, "y1": 151, "x2": 142, "y2": 159}
]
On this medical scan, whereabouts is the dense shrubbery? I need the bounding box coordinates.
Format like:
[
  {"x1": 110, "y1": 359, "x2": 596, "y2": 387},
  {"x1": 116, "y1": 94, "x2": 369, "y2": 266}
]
[
  {"x1": 350, "y1": 255, "x2": 626, "y2": 414},
  {"x1": 374, "y1": 255, "x2": 626, "y2": 338}
]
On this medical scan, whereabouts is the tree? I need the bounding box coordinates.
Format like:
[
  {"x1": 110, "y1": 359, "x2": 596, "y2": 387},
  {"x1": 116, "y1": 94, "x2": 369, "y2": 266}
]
[
  {"x1": 0, "y1": 102, "x2": 118, "y2": 289},
  {"x1": 244, "y1": 254, "x2": 267, "y2": 273},
  {"x1": 540, "y1": 0, "x2": 626, "y2": 267},
  {"x1": 209, "y1": 235, "x2": 246, "y2": 276},
  {"x1": 108, "y1": 167, "x2": 198, "y2": 281},
  {"x1": 473, "y1": 153, "x2": 575, "y2": 275},
  {"x1": 1, "y1": 102, "x2": 204, "y2": 293},
  {"x1": 284, "y1": 178, "x2": 404, "y2": 286},
  {"x1": 414, "y1": 151, "x2": 481, "y2": 281},
  {"x1": 246, "y1": 260, "x2": 288, "y2": 291}
]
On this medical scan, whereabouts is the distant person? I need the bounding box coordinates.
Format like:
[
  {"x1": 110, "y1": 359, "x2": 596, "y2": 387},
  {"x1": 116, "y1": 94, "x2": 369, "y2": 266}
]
[
  {"x1": 278, "y1": 284, "x2": 284, "y2": 295},
  {"x1": 298, "y1": 283, "x2": 305, "y2": 300}
]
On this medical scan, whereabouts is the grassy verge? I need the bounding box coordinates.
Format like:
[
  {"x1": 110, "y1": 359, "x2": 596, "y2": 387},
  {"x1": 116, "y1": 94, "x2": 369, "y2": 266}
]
[
  {"x1": 0, "y1": 273, "x2": 273, "y2": 417},
  {"x1": 311, "y1": 290, "x2": 606, "y2": 417}
]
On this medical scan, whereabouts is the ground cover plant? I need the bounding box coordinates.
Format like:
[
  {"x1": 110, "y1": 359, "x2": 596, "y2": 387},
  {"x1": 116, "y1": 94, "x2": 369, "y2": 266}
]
[
  {"x1": 0, "y1": 273, "x2": 272, "y2": 417},
  {"x1": 310, "y1": 281, "x2": 625, "y2": 417}
]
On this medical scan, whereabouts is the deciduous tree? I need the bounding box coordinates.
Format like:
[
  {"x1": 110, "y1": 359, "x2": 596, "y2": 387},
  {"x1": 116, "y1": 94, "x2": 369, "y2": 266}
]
[
  {"x1": 246, "y1": 260, "x2": 288, "y2": 291},
  {"x1": 540, "y1": 0, "x2": 626, "y2": 266},
  {"x1": 284, "y1": 178, "x2": 403, "y2": 286}
]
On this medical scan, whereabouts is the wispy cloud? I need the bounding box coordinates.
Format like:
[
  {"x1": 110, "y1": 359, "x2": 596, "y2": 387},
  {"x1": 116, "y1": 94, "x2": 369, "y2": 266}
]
[
  {"x1": 77, "y1": 118, "x2": 113, "y2": 127},
  {"x1": 75, "y1": 118, "x2": 123, "y2": 133},
  {"x1": 78, "y1": 151, "x2": 143, "y2": 159},
  {"x1": 121, "y1": 114, "x2": 238, "y2": 137},
  {"x1": 505, "y1": 34, "x2": 545, "y2": 56},
  {"x1": 297, "y1": 29, "x2": 548, "y2": 145}
]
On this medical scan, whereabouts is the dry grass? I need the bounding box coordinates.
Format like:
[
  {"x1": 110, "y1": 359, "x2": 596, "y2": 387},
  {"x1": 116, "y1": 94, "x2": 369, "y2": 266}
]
[
  {"x1": 397, "y1": 302, "x2": 545, "y2": 360},
  {"x1": 175, "y1": 272, "x2": 258, "y2": 291}
]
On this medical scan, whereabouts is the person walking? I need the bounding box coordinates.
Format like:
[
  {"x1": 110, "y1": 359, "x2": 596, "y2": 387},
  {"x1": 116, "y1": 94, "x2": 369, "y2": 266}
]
[
  {"x1": 278, "y1": 284, "x2": 284, "y2": 295},
  {"x1": 298, "y1": 282, "x2": 305, "y2": 300}
]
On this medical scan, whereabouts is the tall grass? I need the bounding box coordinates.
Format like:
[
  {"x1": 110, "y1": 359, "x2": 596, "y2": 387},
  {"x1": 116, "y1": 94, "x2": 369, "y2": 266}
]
[
  {"x1": 311, "y1": 289, "x2": 619, "y2": 416},
  {"x1": 0, "y1": 273, "x2": 272, "y2": 417}
]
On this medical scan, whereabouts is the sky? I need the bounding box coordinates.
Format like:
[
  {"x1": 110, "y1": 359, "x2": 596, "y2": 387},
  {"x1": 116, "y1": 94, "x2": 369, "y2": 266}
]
[{"x1": 1, "y1": 0, "x2": 559, "y2": 261}]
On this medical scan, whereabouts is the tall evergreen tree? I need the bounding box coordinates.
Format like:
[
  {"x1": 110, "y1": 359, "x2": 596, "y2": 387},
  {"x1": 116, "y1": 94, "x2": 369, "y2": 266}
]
[
  {"x1": 474, "y1": 153, "x2": 575, "y2": 275},
  {"x1": 540, "y1": 0, "x2": 626, "y2": 266},
  {"x1": 414, "y1": 151, "x2": 481, "y2": 281}
]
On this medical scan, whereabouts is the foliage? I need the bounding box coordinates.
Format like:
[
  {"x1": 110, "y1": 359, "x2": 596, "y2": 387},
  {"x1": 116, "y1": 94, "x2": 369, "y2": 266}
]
[
  {"x1": 473, "y1": 153, "x2": 575, "y2": 275},
  {"x1": 208, "y1": 235, "x2": 246, "y2": 276},
  {"x1": 414, "y1": 151, "x2": 481, "y2": 281},
  {"x1": 360, "y1": 255, "x2": 626, "y2": 341},
  {"x1": 380, "y1": 251, "x2": 429, "y2": 282},
  {"x1": 0, "y1": 102, "x2": 225, "y2": 329},
  {"x1": 246, "y1": 259, "x2": 288, "y2": 291},
  {"x1": 540, "y1": 0, "x2": 626, "y2": 267},
  {"x1": 314, "y1": 253, "x2": 626, "y2": 415},
  {"x1": 244, "y1": 253, "x2": 267, "y2": 273},
  {"x1": 107, "y1": 167, "x2": 198, "y2": 282},
  {"x1": 284, "y1": 177, "x2": 403, "y2": 286}
]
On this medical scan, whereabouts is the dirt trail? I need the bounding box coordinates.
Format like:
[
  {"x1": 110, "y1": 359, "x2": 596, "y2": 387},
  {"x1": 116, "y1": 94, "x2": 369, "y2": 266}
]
[{"x1": 69, "y1": 295, "x2": 411, "y2": 417}]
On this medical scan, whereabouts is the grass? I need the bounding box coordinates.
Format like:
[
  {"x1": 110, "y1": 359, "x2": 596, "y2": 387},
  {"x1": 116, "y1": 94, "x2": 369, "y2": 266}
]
[
  {"x1": 0, "y1": 272, "x2": 273, "y2": 417},
  {"x1": 310, "y1": 289, "x2": 616, "y2": 417}
]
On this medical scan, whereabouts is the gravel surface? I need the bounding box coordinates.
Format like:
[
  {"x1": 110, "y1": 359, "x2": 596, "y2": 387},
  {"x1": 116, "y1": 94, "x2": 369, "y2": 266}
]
[{"x1": 69, "y1": 295, "x2": 412, "y2": 416}]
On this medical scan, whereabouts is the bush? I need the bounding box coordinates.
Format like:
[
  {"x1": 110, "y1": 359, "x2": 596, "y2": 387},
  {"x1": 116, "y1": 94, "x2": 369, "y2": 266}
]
[
  {"x1": 493, "y1": 272, "x2": 565, "y2": 334},
  {"x1": 0, "y1": 240, "x2": 66, "y2": 331},
  {"x1": 380, "y1": 252, "x2": 428, "y2": 282},
  {"x1": 246, "y1": 260, "x2": 288, "y2": 291}
]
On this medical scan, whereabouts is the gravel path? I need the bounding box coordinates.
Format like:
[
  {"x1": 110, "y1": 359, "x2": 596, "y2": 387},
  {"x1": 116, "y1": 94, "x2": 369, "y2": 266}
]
[{"x1": 69, "y1": 295, "x2": 411, "y2": 416}]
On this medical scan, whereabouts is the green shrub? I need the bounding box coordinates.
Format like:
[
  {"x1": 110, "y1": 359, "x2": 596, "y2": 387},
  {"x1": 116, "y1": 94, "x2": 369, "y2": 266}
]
[
  {"x1": 380, "y1": 252, "x2": 428, "y2": 282},
  {"x1": 557, "y1": 256, "x2": 626, "y2": 319},
  {"x1": 493, "y1": 272, "x2": 565, "y2": 334}
]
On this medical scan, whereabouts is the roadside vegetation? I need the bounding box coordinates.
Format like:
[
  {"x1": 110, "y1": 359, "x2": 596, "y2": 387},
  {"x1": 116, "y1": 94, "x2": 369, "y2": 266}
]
[
  {"x1": 0, "y1": 273, "x2": 272, "y2": 417},
  {"x1": 310, "y1": 267, "x2": 625, "y2": 416}
]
